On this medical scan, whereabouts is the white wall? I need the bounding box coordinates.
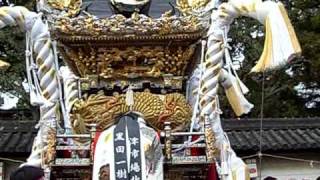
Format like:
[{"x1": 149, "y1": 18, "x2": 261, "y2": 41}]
[{"x1": 258, "y1": 153, "x2": 320, "y2": 180}]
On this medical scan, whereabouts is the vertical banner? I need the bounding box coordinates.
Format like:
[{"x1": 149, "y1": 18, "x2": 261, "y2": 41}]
[
  {"x1": 127, "y1": 117, "x2": 142, "y2": 180},
  {"x1": 114, "y1": 118, "x2": 128, "y2": 180},
  {"x1": 113, "y1": 114, "x2": 143, "y2": 180}
]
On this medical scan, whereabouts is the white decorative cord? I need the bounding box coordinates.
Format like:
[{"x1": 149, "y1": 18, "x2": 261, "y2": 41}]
[
  {"x1": 60, "y1": 66, "x2": 79, "y2": 129},
  {"x1": 193, "y1": 0, "x2": 301, "y2": 179},
  {"x1": 0, "y1": 6, "x2": 61, "y2": 167}
]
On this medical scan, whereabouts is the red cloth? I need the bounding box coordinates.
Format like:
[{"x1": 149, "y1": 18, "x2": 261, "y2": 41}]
[
  {"x1": 190, "y1": 135, "x2": 206, "y2": 156},
  {"x1": 191, "y1": 135, "x2": 200, "y2": 156},
  {"x1": 62, "y1": 150, "x2": 71, "y2": 158},
  {"x1": 92, "y1": 131, "x2": 102, "y2": 159},
  {"x1": 207, "y1": 163, "x2": 219, "y2": 180}
]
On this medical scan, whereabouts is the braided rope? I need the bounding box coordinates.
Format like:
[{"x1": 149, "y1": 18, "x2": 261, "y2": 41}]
[
  {"x1": 199, "y1": 0, "x2": 301, "y2": 146},
  {"x1": 0, "y1": 6, "x2": 60, "y2": 167},
  {"x1": 0, "y1": 6, "x2": 60, "y2": 121},
  {"x1": 195, "y1": 0, "x2": 300, "y2": 179},
  {"x1": 62, "y1": 67, "x2": 78, "y2": 114},
  {"x1": 0, "y1": 6, "x2": 29, "y2": 28},
  {"x1": 60, "y1": 66, "x2": 79, "y2": 129}
]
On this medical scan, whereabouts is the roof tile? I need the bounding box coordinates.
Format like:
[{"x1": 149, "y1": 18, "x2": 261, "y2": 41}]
[{"x1": 1, "y1": 118, "x2": 320, "y2": 153}]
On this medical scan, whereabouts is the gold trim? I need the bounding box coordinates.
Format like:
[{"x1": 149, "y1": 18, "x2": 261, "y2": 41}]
[
  {"x1": 53, "y1": 14, "x2": 203, "y2": 37},
  {"x1": 176, "y1": 0, "x2": 210, "y2": 15},
  {"x1": 47, "y1": 0, "x2": 81, "y2": 17},
  {"x1": 44, "y1": 128, "x2": 56, "y2": 165},
  {"x1": 61, "y1": 45, "x2": 196, "y2": 78},
  {"x1": 252, "y1": 16, "x2": 272, "y2": 72}
]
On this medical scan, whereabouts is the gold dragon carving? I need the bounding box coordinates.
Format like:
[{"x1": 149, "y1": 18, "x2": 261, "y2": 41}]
[{"x1": 70, "y1": 91, "x2": 192, "y2": 134}]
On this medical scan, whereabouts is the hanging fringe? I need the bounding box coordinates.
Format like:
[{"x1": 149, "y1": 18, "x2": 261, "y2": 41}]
[{"x1": 240, "y1": 1, "x2": 302, "y2": 72}]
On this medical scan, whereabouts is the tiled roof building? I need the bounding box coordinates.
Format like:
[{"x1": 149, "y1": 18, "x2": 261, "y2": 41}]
[
  {"x1": 1, "y1": 116, "x2": 320, "y2": 154},
  {"x1": 1, "y1": 109, "x2": 320, "y2": 179}
]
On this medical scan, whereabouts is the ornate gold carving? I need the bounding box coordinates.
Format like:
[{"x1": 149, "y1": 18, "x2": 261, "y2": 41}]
[
  {"x1": 53, "y1": 13, "x2": 203, "y2": 36},
  {"x1": 47, "y1": 0, "x2": 81, "y2": 17},
  {"x1": 204, "y1": 118, "x2": 218, "y2": 161},
  {"x1": 163, "y1": 76, "x2": 184, "y2": 89},
  {"x1": 176, "y1": 0, "x2": 210, "y2": 15},
  {"x1": 61, "y1": 45, "x2": 196, "y2": 78},
  {"x1": 160, "y1": 93, "x2": 192, "y2": 131},
  {"x1": 53, "y1": 14, "x2": 203, "y2": 79},
  {"x1": 44, "y1": 128, "x2": 56, "y2": 165},
  {"x1": 79, "y1": 76, "x2": 184, "y2": 91},
  {"x1": 71, "y1": 91, "x2": 192, "y2": 134}
]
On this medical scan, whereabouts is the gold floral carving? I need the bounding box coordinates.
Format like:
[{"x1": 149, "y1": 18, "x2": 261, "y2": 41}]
[
  {"x1": 47, "y1": 0, "x2": 81, "y2": 17},
  {"x1": 44, "y1": 128, "x2": 56, "y2": 165},
  {"x1": 176, "y1": 0, "x2": 210, "y2": 15},
  {"x1": 60, "y1": 46, "x2": 196, "y2": 78},
  {"x1": 53, "y1": 13, "x2": 203, "y2": 36},
  {"x1": 70, "y1": 91, "x2": 192, "y2": 134},
  {"x1": 205, "y1": 125, "x2": 217, "y2": 161}
]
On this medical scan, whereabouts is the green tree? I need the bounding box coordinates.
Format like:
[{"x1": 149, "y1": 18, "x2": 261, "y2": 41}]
[{"x1": 0, "y1": 0, "x2": 34, "y2": 108}]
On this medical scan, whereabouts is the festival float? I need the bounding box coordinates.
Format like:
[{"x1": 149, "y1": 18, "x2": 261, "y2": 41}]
[{"x1": 0, "y1": 0, "x2": 301, "y2": 179}]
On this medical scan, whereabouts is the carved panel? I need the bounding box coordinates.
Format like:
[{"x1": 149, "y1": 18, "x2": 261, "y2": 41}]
[{"x1": 59, "y1": 45, "x2": 196, "y2": 79}]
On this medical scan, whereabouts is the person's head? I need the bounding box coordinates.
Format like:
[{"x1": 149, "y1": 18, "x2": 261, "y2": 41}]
[
  {"x1": 99, "y1": 164, "x2": 110, "y2": 180},
  {"x1": 10, "y1": 166, "x2": 44, "y2": 180},
  {"x1": 264, "y1": 176, "x2": 277, "y2": 180}
]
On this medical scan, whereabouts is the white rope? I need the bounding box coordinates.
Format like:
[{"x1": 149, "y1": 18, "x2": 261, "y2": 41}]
[
  {"x1": 52, "y1": 40, "x2": 70, "y2": 129},
  {"x1": 172, "y1": 136, "x2": 205, "y2": 153},
  {"x1": 222, "y1": 27, "x2": 249, "y2": 94},
  {"x1": 0, "y1": 157, "x2": 24, "y2": 163},
  {"x1": 25, "y1": 32, "x2": 41, "y2": 106},
  {"x1": 189, "y1": 40, "x2": 207, "y2": 136}
]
